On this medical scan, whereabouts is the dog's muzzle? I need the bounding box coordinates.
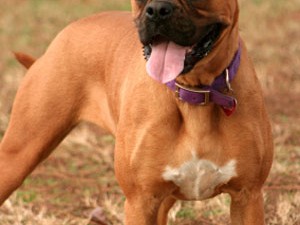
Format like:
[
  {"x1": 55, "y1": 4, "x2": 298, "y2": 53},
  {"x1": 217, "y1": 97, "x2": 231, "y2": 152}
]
[{"x1": 137, "y1": 1, "x2": 224, "y2": 84}]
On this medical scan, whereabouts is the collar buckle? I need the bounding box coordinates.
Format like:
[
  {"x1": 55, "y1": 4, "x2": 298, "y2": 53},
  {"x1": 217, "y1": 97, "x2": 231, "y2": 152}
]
[{"x1": 175, "y1": 81, "x2": 210, "y2": 105}]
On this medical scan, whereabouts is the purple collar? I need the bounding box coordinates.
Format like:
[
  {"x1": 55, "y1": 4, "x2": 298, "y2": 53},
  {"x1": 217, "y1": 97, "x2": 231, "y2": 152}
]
[{"x1": 166, "y1": 45, "x2": 241, "y2": 116}]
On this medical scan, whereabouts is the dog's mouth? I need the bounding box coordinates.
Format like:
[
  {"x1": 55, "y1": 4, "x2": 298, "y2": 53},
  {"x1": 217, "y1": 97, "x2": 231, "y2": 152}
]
[{"x1": 143, "y1": 23, "x2": 223, "y2": 83}]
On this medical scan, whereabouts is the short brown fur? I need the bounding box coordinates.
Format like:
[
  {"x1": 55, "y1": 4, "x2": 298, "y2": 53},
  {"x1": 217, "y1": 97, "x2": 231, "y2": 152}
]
[{"x1": 0, "y1": 1, "x2": 273, "y2": 224}]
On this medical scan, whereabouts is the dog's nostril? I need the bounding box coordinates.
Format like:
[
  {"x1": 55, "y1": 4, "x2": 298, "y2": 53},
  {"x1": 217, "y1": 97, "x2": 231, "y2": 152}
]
[
  {"x1": 146, "y1": 6, "x2": 154, "y2": 17},
  {"x1": 159, "y1": 7, "x2": 172, "y2": 17},
  {"x1": 146, "y1": 2, "x2": 173, "y2": 20}
]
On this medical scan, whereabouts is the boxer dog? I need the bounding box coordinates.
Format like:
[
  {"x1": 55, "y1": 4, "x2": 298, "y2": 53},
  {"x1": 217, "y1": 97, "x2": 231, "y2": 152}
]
[{"x1": 0, "y1": 0, "x2": 273, "y2": 224}]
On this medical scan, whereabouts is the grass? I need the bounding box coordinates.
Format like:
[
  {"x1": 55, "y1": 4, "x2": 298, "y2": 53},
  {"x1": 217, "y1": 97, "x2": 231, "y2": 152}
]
[{"x1": 1, "y1": 0, "x2": 300, "y2": 224}]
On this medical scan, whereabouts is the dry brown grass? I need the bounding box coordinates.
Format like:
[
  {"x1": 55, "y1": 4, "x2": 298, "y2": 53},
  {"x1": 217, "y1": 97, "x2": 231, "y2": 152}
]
[{"x1": 0, "y1": 0, "x2": 299, "y2": 224}]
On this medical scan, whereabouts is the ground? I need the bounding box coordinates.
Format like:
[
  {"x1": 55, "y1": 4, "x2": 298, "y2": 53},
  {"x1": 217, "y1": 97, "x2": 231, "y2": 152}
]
[{"x1": 0, "y1": 0, "x2": 299, "y2": 224}]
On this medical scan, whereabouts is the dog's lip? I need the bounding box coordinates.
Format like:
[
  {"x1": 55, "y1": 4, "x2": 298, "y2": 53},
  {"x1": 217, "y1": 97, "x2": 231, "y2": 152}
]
[
  {"x1": 189, "y1": 23, "x2": 220, "y2": 49},
  {"x1": 143, "y1": 23, "x2": 224, "y2": 74},
  {"x1": 186, "y1": 23, "x2": 223, "y2": 55},
  {"x1": 145, "y1": 23, "x2": 221, "y2": 47},
  {"x1": 149, "y1": 35, "x2": 169, "y2": 46}
]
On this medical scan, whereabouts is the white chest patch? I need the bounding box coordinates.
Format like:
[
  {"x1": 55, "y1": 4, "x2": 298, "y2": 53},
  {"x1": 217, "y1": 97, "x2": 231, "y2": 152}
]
[{"x1": 162, "y1": 152, "x2": 237, "y2": 200}]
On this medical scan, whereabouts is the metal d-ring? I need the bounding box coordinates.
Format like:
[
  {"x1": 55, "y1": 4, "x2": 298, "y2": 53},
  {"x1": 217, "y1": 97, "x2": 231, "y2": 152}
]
[{"x1": 225, "y1": 69, "x2": 234, "y2": 93}]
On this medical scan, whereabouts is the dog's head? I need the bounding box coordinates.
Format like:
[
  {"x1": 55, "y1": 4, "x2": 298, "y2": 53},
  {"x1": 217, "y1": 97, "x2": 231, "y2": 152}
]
[{"x1": 131, "y1": 0, "x2": 239, "y2": 84}]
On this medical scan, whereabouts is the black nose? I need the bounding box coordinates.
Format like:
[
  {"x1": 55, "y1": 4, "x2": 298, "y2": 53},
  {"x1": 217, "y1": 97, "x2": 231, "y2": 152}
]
[{"x1": 146, "y1": 2, "x2": 174, "y2": 21}]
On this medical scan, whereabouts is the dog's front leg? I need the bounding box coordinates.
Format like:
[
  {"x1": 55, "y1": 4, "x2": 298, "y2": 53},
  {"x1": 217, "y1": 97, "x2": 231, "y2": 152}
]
[
  {"x1": 230, "y1": 189, "x2": 265, "y2": 225},
  {"x1": 115, "y1": 142, "x2": 174, "y2": 225},
  {"x1": 121, "y1": 188, "x2": 176, "y2": 225},
  {"x1": 157, "y1": 196, "x2": 176, "y2": 225},
  {"x1": 115, "y1": 165, "x2": 163, "y2": 225},
  {"x1": 0, "y1": 58, "x2": 83, "y2": 204},
  {"x1": 124, "y1": 194, "x2": 162, "y2": 225},
  {"x1": 122, "y1": 190, "x2": 175, "y2": 225}
]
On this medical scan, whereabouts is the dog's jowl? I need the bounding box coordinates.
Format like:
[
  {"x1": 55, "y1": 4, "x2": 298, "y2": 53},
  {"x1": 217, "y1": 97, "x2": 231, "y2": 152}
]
[{"x1": 0, "y1": 0, "x2": 273, "y2": 224}]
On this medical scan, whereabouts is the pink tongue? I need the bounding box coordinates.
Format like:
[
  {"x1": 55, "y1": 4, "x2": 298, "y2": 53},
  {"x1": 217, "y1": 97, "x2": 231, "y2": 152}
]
[{"x1": 146, "y1": 41, "x2": 187, "y2": 83}]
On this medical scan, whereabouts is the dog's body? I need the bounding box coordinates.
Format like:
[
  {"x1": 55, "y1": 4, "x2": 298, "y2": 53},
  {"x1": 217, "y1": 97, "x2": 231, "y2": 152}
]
[{"x1": 0, "y1": 1, "x2": 273, "y2": 224}]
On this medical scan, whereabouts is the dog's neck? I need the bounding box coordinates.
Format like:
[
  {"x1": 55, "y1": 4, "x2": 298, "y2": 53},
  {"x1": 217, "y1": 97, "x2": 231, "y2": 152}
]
[{"x1": 165, "y1": 45, "x2": 241, "y2": 116}]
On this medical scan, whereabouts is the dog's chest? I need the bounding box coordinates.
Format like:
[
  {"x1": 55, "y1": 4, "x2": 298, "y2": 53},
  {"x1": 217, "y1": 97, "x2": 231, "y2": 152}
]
[{"x1": 162, "y1": 152, "x2": 237, "y2": 200}]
